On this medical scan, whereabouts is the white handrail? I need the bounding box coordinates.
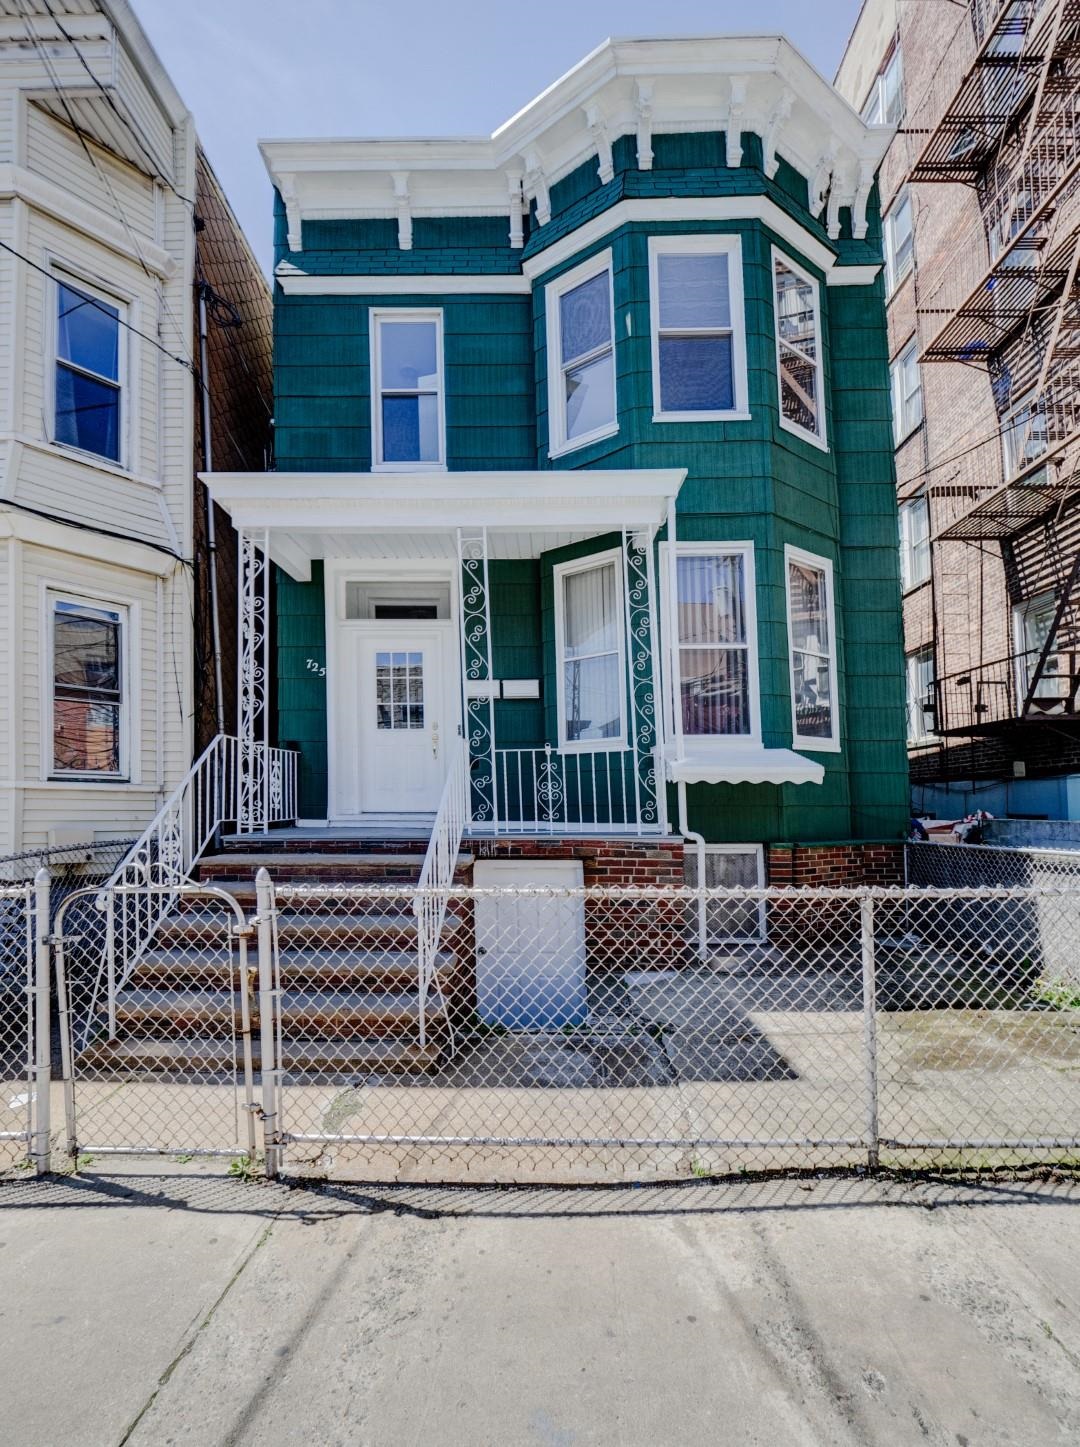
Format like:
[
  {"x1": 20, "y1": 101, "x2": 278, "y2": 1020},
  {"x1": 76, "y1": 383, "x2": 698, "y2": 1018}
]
[{"x1": 414, "y1": 735, "x2": 469, "y2": 1050}]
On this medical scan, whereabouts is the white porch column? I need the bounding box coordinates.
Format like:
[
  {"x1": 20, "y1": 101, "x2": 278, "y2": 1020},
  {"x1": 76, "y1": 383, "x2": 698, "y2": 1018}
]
[
  {"x1": 237, "y1": 526, "x2": 271, "y2": 834},
  {"x1": 457, "y1": 526, "x2": 497, "y2": 830}
]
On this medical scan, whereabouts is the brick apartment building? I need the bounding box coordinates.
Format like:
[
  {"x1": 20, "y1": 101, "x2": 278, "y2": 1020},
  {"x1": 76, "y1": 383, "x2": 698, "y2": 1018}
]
[{"x1": 837, "y1": 0, "x2": 1080, "y2": 829}]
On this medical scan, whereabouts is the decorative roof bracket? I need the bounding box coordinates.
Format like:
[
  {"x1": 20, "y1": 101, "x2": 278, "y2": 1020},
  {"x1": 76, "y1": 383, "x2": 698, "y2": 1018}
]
[
  {"x1": 726, "y1": 77, "x2": 747, "y2": 168},
  {"x1": 391, "y1": 171, "x2": 412, "y2": 250},
  {"x1": 763, "y1": 88, "x2": 794, "y2": 179},
  {"x1": 507, "y1": 170, "x2": 524, "y2": 249},
  {"x1": 585, "y1": 103, "x2": 614, "y2": 185},
  {"x1": 809, "y1": 138, "x2": 838, "y2": 217},
  {"x1": 524, "y1": 149, "x2": 550, "y2": 226},
  {"x1": 852, "y1": 158, "x2": 876, "y2": 240},
  {"x1": 280, "y1": 175, "x2": 302, "y2": 253},
  {"x1": 635, "y1": 80, "x2": 654, "y2": 171}
]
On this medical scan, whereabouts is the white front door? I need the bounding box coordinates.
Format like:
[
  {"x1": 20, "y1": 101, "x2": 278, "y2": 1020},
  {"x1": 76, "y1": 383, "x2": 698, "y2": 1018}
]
[{"x1": 355, "y1": 628, "x2": 448, "y2": 814}]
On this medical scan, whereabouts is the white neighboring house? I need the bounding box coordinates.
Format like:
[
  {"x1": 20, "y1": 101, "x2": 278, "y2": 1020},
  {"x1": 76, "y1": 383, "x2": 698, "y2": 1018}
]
[{"x1": 0, "y1": 0, "x2": 196, "y2": 855}]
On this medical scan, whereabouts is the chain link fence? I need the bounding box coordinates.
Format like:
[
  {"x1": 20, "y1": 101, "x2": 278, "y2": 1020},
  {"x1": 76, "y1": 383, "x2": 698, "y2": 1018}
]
[{"x1": 0, "y1": 884, "x2": 36, "y2": 1172}]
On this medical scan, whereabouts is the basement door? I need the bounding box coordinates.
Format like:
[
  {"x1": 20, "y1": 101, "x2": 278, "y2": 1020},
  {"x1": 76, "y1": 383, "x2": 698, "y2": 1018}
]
[{"x1": 352, "y1": 628, "x2": 449, "y2": 815}]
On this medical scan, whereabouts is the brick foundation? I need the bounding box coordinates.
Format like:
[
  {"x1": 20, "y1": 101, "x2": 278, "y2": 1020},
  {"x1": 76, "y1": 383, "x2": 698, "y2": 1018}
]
[
  {"x1": 471, "y1": 836, "x2": 685, "y2": 888},
  {"x1": 765, "y1": 842, "x2": 904, "y2": 889}
]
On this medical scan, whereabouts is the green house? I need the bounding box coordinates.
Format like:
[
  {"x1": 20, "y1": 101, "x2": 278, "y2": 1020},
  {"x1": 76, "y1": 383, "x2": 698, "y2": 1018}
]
[{"x1": 206, "y1": 35, "x2": 908, "y2": 892}]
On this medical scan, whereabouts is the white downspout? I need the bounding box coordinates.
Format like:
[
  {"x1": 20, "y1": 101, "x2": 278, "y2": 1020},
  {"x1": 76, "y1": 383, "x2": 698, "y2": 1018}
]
[{"x1": 678, "y1": 780, "x2": 708, "y2": 962}]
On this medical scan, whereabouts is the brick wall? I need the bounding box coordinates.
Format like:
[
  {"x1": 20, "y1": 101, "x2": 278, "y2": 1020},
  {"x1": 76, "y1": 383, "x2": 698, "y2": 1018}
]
[
  {"x1": 472, "y1": 837, "x2": 686, "y2": 888},
  {"x1": 766, "y1": 842, "x2": 904, "y2": 888}
]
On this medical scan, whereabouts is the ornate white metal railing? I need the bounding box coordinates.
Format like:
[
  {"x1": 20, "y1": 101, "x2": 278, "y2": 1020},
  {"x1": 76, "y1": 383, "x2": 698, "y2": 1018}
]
[
  {"x1": 491, "y1": 744, "x2": 665, "y2": 835},
  {"x1": 414, "y1": 734, "x2": 470, "y2": 1048}
]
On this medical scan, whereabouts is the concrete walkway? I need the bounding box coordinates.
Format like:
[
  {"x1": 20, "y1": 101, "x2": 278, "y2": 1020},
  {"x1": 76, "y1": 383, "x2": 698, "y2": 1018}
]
[{"x1": 2, "y1": 1166, "x2": 1079, "y2": 1445}]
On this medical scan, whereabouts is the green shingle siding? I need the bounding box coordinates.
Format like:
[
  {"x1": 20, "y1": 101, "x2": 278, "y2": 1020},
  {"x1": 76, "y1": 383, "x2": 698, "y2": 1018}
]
[{"x1": 276, "y1": 562, "x2": 328, "y2": 818}]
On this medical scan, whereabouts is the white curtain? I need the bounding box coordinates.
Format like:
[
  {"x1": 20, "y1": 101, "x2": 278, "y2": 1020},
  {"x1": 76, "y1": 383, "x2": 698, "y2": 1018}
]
[{"x1": 563, "y1": 562, "x2": 622, "y2": 743}]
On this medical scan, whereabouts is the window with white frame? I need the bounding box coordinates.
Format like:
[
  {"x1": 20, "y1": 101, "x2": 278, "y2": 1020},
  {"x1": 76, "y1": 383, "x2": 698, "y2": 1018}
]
[
  {"x1": 649, "y1": 236, "x2": 747, "y2": 419},
  {"x1": 1002, "y1": 390, "x2": 1049, "y2": 482},
  {"x1": 899, "y1": 494, "x2": 931, "y2": 590},
  {"x1": 684, "y1": 844, "x2": 766, "y2": 942},
  {"x1": 546, "y1": 253, "x2": 617, "y2": 454},
  {"x1": 667, "y1": 545, "x2": 758, "y2": 741},
  {"x1": 54, "y1": 276, "x2": 124, "y2": 464},
  {"x1": 1013, "y1": 592, "x2": 1065, "y2": 710},
  {"x1": 785, "y1": 547, "x2": 839, "y2": 750},
  {"x1": 371, "y1": 310, "x2": 445, "y2": 468},
  {"x1": 861, "y1": 44, "x2": 903, "y2": 125},
  {"x1": 50, "y1": 595, "x2": 127, "y2": 776},
  {"x1": 555, "y1": 551, "x2": 625, "y2": 750},
  {"x1": 906, "y1": 647, "x2": 935, "y2": 743},
  {"x1": 891, "y1": 337, "x2": 923, "y2": 441},
  {"x1": 884, "y1": 190, "x2": 914, "y2": 293},
  {"x1": 772, "y1": 250, "x2": 826, "y2": 446}
]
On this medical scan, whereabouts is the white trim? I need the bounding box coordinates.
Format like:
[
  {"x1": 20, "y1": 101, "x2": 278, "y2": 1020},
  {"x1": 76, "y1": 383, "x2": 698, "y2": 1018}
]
[
  {"x1": 369, "y1": 308, "x2": 447, "y2": 471},
  {"x1": 826, "y1": 264, "x2": 882, "y2": 287},
  {"x1": 544, "y1": 249, "x2": 618, "y2": 458},
  {"x1": 648, "y1": 234, "x2": 749, "y2": 421},
  {"x1": 0, "y1": 504, "x2": 177, "y2": 575},
  {"x1": 665, "y1": 746, "x2": 824, "y2": 785},
  {"x1": 784, "y1": 544, "x2": 840, "y2": 753},
  {"x1": 47, "y1": 263, "x2": 133, "y2": 473},
  {"x1": 277, "y1": 268, "x2": 530, "y2": 295},
  {"x1": 659, "y1": 540, "x2": 762, "y2": 750},
  {"x1": 771, "y1": 246, "x2": 828, "y2": 452},
  {"x1": 553, "y1": 546, "x2": 627, "y2": 754},
  {"x1": 905, "y1": 644, "x2": 936, "y2": 745},
  {"x1": 42, "y1": 583, "x2": 140, "y2": 784}
]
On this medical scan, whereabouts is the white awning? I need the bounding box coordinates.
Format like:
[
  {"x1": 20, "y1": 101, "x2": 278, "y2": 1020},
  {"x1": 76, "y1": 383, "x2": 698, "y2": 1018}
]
[{"x1": 666, "y1": 747, "x2": 825, "y2": 787}]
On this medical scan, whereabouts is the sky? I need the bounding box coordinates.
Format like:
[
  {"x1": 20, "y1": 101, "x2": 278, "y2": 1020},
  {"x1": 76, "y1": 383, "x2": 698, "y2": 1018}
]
[{"x1": 131, "y1": 0, "x2": 864, "y2": 278}]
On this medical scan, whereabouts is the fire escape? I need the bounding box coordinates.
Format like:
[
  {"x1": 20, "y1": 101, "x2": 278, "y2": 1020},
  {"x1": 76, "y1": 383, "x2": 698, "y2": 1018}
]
[{"x1": 909, "y1": 0, "x2": 1080, "y2": 738}]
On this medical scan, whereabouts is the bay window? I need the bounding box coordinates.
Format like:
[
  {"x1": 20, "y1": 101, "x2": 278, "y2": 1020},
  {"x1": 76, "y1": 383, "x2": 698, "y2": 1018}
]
[
  {"x1": 50, "y1": 595, "x2": 127, "y2": 777},
  {"x1": 555, "y1": 551, "x2": 625, "y2": 750},
  {"x1": 546, "y1": 253, "x2": 617, "y2": 455},
  {"x1": 666, "y1": 544, "x2": 759, "y2": 742},
  {"x1": 785, "y1": 547, "x2": 840, "y2": 750},
  {"x1": 772, "y1": 249, "x2": 826, "y2": 446},
  {"x1": 649, "y1": 235, "x2": 747, "y2": 419},
  {"x1": 371, "y1": 309, "x2": 445, "y2": 468}
]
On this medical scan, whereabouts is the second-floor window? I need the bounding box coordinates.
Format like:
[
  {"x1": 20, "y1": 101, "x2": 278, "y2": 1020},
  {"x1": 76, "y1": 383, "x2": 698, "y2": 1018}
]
[
  {"x1": 54, "y1": 277, "x2": 123, "y2": 464},
  {"x1": 649, "y1": 236, "x2": 747, "y2": 420},
  {"x1": 884, "y1": 190, "x2": 915, "y2": 293},
  {"x1": 773, "y1": 249, "x2": 826, "y2": 447},
  {"x1": 785, "y1": 547, "x2": 839, "y2": 751},
  {"x1": 371, "y1": 309, "x2": 445, "y2": 468},
  {"x1": 899, "y1": 494, "x2": 931, "y2": 590},
  {"x1": 862, "y1": 43, "x2": 903, "y2": 125},
  {"x1": 891, "y1": 337, "x2": 923, "y2": 441},
  {"x1": 546, "y1": 252, "x2": 617, "y2": 455},
  {"x1": 1002, "y1": 390, "x2": 1049, "y2": 482}
]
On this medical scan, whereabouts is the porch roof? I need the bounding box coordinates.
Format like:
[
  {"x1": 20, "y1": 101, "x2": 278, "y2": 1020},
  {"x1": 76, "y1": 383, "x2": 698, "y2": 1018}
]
[{"x1": 201, "y1": 469, "x2": 686, "y2": 580}]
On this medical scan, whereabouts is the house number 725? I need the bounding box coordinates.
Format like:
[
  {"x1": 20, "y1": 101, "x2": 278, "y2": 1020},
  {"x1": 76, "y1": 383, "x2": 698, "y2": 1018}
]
[{"x1": 305, "y1": 658, "x2": 326, "y2": 677}]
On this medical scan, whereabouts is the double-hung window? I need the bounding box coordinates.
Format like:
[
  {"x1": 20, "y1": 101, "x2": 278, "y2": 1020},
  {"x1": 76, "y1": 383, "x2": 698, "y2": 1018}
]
[
  {"x1": 371, "y1": 309, "x2": 445, "y2": 468},
  {"x1": 785, "y1": 546, "x2": 840, "y2": 751},
  {"x1": 861, "y1": 44, "x2": 903, "y2": 125},
  {"x1": 906, "y1": 647, "x2": 936, "y2": 743},
  {"x1": 555, "y1": 551, "x2": 625, "y2": 751},
  {"x1": 666, "y1": 544, "x2": 759, "y2": 742},
  {"x1": 50, "y1": 595, "x2": 127, "y2": 777},
  {"x1": 899, "y1": 494, "x2": 931, "y2": 590},
  {"x1": 891, "y1": 337, "x2": 923, "y2": 441},
  {"x1": 54, "y1": 277, "x2": 123, "y2": 464},
  {"x1": 1002, "y1": 390, "x2": 1049, "y2": 483},
  {"x1": 772, "y1": 249, "x2": 826, "y2": 447},
  {"x1": 649, "y1": 236, "x2": 747, "y2": 419},
  {"x1": 546, "y1": 252, "x2": 616, "y2": 455},
  {"x1": 884, "y1": 190, "x2": 914, "y2": 294}
]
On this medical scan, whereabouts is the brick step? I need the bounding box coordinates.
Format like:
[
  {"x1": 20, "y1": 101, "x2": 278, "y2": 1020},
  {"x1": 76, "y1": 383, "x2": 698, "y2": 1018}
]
[
  {"x1": 195, "y1": 851, "x2": 474, "y2": 887},
  {"x1": 113, "y1": 986, "x2": 445, "y2": 1036},
  {"x1": 219, "y1": 836, "x2": 432, "y2": 856},
  {"x1": 131, "y1": 946, "x2": 453, "y2": 990},
  {"x1": 80, "y1": 1035, "x2": 442, "y2": 1074}
]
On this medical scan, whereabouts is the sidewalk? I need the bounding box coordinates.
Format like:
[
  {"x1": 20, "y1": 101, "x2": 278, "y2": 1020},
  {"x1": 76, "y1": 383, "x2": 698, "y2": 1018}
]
[{"x1": 2, "y1": 1166, "x2": 1079, "y2": 1445}]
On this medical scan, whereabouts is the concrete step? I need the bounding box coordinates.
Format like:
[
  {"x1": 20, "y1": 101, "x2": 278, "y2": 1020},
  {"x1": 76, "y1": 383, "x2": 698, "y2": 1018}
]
[
  {"x1": 155, "y1": 910, "x2": 421, "y2": 949},
  {"x1": 81, "y1": 1034, "x2": 443, "y2": 1074},
  {"x1": 113, "y1": 986, "x2": 446, "y2": 1035},
  {"x1": 131, "y1": 946, "x2": 453, "y2": 989},
  {"x1": 196, "y1": 851, "x2": 474, "y2": 887}
]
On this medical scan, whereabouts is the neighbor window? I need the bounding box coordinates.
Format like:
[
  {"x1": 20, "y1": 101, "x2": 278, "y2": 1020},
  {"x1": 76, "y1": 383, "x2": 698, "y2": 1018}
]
[
  {"x1": 785, "y1": 547, "x2": 839, "y2": 751},
  {"x1": 861, "y1": 44, "x2": 903, "y2": 125},
  {"x1": 668, "y1": 545, "x2": 758, "y2": 741},
  {"x1": 899, "y1": 494, "x2": 931, "y2": 590},
  {"x1": 54, "y1": 277, "x2": 123, "y2": 463},
  {"x1": 773, "y1": 249, "x2": 826, "y2": 446},
  {"x1": 906, "y1": 647, "x2": 935, "y2": 743},
  {"x1": 649, "y1": 236, "x2": 747, "y2": 418},
  {"x1": 546, "y1": 253, "x2": 616, "y2": 454},
  {"x1": 891, "y1": 337, "x2": 923, "y2": 440},
  {"x1": 371, "y1": 310, "x2": 445, "y2": 468},
  {"x1": 555, "y1": 551, "x2": 625, "y2": 750},
  {"x1": 1013, "y1": 593, "x2": 1065, "y2": 712},
  {"x1": 1002, "y1": 390, "x2": 1049, "y2": 482},
  {"x1": 884, "y1": 190, "x2": 914, "y2": 293},
  {"x1": 51, "y1": 596, "x2": 126, "y2": 777}
]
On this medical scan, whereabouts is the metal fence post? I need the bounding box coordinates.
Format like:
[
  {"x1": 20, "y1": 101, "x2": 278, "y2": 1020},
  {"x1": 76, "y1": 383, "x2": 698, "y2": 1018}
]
[
  {"x1": 255, "y1": 867, "x2": 281, "y2": 1179},
  {"x1": 32, "y1": 870, "x2": 51, "y2": 1174},
  {"x1": 860, "y1": 893, "x2": 880, "y2": 1170}
]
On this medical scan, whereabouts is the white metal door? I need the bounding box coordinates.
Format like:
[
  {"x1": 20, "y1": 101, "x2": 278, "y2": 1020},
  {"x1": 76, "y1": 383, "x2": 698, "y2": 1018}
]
[
  {"x1": 474, "y1": 860, "x2": 586, "y2": 1028},
  {"x1": 356, "y1": 629, "x2": 447, "y2": 814}
]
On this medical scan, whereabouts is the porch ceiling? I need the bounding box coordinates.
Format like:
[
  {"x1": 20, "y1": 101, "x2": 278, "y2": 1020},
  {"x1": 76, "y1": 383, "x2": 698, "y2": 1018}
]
[{"x1": 201, "y1": 469, "x2": 686, "y2": 580}]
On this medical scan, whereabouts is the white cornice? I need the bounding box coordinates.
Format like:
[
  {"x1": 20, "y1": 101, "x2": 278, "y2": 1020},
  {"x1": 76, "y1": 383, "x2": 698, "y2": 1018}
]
[
  {"x1": 275, "y1": 267, "x2": 531, "y2": 295},
  {"x1": 260, "y1": 36, "x2": 891, "y2": 253},
  {"x1": 825, "y1": 263, "x2": 882, "y2": 287}
]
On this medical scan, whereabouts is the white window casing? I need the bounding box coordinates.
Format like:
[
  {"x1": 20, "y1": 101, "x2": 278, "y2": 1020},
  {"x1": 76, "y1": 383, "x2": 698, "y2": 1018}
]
[
  {"x1": 49, "y1": 266, "x2": 130, "y2": 469},
  {"x1": 545, "y1": 250, "x2": 618, "y2": 457},
  {"x1": 785, "y1": 545, "x2": 840, "y2": 752},
  {"x1": 46, "y1": 589, "x2": 135, "y2": 781},
  {"x1": 906, "y1": 646, "x2": 935, "y2": 744},
  {"x1": 899, "y1": 493, "x2": 930, "y2": 591},
  {"x1": 884, "y1": 190, "x2": 914, "y2": 295},
  {"x1": 648, "y1": 235, "x2": 749, "y2": 421},
  {"x1": 370, "y1": 308, "x2": 446, "y2": 471},
  {"x1": 772, "y1": 247, "x2": 827, "y2": 450},
  {"x1": 660, "y1": 541, "x2": 761, "y2": 748},
  {"x1": 554, "y1": 547, "x2": 627, "y2": 753},
  {"x1": 684, "y1": 843, "x2": 767, "y2": 942},
  {"x1": 891, "y1": 336, "x2": 923, "y2": 442}
]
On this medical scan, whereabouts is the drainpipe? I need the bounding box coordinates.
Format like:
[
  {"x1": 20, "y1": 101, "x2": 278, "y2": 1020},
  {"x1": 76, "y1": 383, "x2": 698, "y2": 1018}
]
[
  {"x1": 198, "y1": 284, "x2": 226, "y2": 739},
  {"x1": 677, "y1": 780, "x2": 708, "y2": 961}
]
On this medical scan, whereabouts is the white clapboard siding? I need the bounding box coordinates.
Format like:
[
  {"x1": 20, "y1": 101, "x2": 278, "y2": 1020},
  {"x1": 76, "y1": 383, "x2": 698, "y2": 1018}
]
[
  {"x1": 26, "y1": 104, "x2": 158, "y2": 240},
  {"x1": 114, "y1": 46, "x2": 176, "y2": 187},
  {"x1": 13, "y1": 446, "x2": 175, "y2": 548}
]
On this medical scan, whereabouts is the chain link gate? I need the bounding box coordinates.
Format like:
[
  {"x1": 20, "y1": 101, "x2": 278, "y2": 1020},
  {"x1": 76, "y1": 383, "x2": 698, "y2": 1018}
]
[
  {"x1": 0, "y1": 878, "x2": 48, "y2": 1173},
  {"x1": 53, "y1": 881, "x2": 261, "y2": 1164}
]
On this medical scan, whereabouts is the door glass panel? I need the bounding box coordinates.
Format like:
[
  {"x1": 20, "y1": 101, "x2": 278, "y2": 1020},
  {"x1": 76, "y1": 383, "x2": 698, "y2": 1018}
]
[{"x1": 375, "y1": 651, "x2": 425, "y2": 730}]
